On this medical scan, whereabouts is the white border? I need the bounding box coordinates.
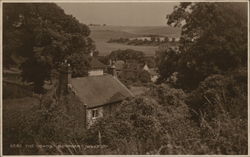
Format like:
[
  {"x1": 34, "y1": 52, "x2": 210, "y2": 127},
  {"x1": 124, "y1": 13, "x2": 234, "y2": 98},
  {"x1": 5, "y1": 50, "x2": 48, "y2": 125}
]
[{"x1": 0, "y1": 0, "x2": 249, "y2": 157}]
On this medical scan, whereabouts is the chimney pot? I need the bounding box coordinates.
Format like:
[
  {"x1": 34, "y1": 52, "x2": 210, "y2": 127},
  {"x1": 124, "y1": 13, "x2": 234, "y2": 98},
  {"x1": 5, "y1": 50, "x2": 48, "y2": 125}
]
[{"x1": 57, "y1": 60, "x2": 71, "y2": 97}]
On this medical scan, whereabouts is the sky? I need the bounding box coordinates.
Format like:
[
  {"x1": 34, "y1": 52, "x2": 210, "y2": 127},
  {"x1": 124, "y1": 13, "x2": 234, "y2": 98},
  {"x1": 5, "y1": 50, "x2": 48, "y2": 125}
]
[{"x1": 57, "y1": 2, "x2": 178, "y2": 26}]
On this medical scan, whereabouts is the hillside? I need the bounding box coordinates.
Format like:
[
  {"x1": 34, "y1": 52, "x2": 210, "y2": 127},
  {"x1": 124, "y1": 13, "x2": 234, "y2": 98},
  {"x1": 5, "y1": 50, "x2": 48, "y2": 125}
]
[
  {"x1": 90, "y1": 25, "x2": 181, "y2": 56},
  {"x1": 90, "y1": 25, "x2": 181, "y2": 37}
]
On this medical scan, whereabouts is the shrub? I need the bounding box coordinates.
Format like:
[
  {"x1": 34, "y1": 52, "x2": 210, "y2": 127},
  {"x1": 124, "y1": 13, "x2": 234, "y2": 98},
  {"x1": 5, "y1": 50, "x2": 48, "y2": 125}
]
[
  {"x1": 187, "y1": 71, "x2": 248, "y2": 154},
  {"x1": 85, "y1": 96, "x2": 161, "y2": 154},
  {"x1": 85, "y1": 85, "x2": 201, "y2": 154},
  {"x1": 13, "y1": 86, "x2": 87, "y2": 154},
  {"x1": 187, "y1": 73, "x2": 247, "y2": 121}
]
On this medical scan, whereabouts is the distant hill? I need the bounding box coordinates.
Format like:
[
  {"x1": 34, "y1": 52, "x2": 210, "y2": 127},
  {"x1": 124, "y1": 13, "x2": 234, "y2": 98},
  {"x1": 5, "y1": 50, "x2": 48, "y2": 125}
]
[
  {"x1": 90, "y1": 28, "x2": 138, "y2": 42},
  {"x1": 116, "y1": 26, "x2": 181, "y2": 38},
  {"x1": 90, "y1": 25, "x2": 181, "y2": 56},
  {"x1": 90, "y1": 25, "x2": 181, "y2": 38}
]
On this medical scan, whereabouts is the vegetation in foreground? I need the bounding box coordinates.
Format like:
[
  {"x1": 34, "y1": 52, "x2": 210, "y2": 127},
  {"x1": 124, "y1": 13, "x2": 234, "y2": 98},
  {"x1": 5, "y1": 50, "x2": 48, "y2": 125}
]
[{"x1": 2, "y1": 2, "x2": 248, "y2": 155}]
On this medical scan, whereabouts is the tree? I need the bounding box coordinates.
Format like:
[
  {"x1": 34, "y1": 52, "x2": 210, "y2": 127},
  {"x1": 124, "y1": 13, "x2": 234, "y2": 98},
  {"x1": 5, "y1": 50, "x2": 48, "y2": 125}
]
[
  {"x1": 159, "y1": 2, "x2": 247, "y2": 90},
  {"x1": 138, "y1": 70, "x2": 151, "y2": 83},
  {"x1": 156, "y1": 48, "x2": 180, "y2": 84},
  {"x1": 67, "y1": 53, "x2": 91, "y2": 78},
  {"x1": 3, "y1": 3, "x2": 96, "y2": 93},
  {"x1": 108, "y1": 49, "x2": 145, "y2": 62}
]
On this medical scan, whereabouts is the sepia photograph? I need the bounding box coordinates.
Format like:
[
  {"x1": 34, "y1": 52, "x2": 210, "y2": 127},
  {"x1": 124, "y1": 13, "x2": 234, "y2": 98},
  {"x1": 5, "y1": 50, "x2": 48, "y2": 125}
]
[{"x1": 1, "y1": 0, "x2": 249, "y2": 155}]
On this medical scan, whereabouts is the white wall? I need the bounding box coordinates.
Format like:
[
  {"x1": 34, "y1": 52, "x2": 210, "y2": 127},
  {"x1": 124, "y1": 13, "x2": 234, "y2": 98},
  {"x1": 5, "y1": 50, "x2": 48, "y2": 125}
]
[
  {"x1": 88, "y1": 69, "x2": 104, "y2": 76},
  {"x1": 151, "y1": 75, "x2": 158, "y2": 82}
]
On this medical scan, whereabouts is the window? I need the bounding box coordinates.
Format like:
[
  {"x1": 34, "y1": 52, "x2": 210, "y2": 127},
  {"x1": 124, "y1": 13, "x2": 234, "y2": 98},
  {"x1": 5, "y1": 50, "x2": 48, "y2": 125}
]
[{"x1": 92, "y1": 109, "x2": 99, "y2": 118}]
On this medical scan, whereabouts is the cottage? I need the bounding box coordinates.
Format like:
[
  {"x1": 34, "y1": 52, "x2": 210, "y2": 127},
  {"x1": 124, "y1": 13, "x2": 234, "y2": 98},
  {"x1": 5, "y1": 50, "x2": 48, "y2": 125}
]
[
  {"x1": 71, "y1": 74, "x2": 133, "y2": 127},
  {"x1": 142, "y1": 63, "x2": 159, "y2": 82},
  {"x1": 58, "y1": 59, "x2": 133, "y2": 128}
]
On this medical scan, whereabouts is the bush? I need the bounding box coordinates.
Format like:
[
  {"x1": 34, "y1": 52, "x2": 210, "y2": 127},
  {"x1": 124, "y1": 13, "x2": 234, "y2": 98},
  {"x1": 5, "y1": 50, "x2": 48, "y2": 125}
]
[
  {"x1": 85, "y1": 96, "x2": 161, "y2": 154},
  {"x1": 138, "y1": 70, "x2": 151, "y2": 83},
  {"x1": 199, "y1": 112, "x2": 248, "y2": 154},
  {"x1": 85, "y1": 85, "x2": 201, "y2": 154},
  {"x1": 187, "y1": 72, "x2": 247, "y2": 121},
  {"x1": 9, "y1": 85, "x2": 87, "y2": 154},
  {"x1": 186, "y1": 70, "x2": 248, "y2": 154}
]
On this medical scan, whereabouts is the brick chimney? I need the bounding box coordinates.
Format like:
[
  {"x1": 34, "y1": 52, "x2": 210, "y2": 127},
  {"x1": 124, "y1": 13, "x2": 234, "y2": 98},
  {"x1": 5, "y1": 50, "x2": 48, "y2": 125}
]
[{"x1": 57, "y1": 60, "x2": 71, "y2": 97}]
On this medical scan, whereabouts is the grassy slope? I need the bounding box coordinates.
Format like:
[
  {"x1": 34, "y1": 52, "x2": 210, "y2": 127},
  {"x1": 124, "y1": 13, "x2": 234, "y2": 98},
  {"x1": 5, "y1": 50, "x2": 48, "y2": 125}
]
[{"x1": 89, "y1": 26, "x2": 181, "y2": 56}]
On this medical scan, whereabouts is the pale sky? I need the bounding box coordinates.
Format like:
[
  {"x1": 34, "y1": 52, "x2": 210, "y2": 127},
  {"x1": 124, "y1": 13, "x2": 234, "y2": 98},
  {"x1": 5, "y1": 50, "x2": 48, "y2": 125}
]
[{"x1": 57, "y1": 2, "x2": 178, "y2": 26}]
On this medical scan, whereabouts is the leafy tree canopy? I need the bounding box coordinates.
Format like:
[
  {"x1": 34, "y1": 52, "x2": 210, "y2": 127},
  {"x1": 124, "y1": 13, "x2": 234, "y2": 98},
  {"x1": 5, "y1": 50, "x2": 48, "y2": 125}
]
[
  {"x1": 3, "y1": 3, "x2": 96, "y2": 93},
  {"x1": 108, "y1": 49, "x2": 145, "y2": 62},
  {"x1": 157, "y1": 2, "x2": 247, "y2": 90}
]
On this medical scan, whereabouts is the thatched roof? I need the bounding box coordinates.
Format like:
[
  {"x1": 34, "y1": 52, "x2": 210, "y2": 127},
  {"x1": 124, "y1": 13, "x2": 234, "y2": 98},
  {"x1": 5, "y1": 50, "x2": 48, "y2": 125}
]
[{"x1": 71, "y1": 74, "x2": 133, "y2": 109}]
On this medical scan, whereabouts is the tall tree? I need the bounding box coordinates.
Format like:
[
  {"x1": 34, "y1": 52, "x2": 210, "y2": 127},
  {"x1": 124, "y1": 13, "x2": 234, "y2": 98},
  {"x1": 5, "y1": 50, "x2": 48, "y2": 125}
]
[
  {"x1": 3, "y1": 3, "x2": 96, "y2": 92},
  {"x1": 158, "y1": 2, "x2": 247, "y2": 90}
]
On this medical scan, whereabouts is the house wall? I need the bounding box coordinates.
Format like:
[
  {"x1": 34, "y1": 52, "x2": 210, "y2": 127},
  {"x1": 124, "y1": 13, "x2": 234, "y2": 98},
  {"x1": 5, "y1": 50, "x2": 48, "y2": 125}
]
[
  {"x1": 86, "y1": 102, "x2": 121, "y2": 127},
  {"x1": 159, "y1": 37, "x2": 165, "y2": 42},
  {"x1": 88, "y1": 69, "x2": 104, "y2": 76},
  {"x1": 143, "y1": 64, "x2": 150, "y2": 71},
  {"x1": 86, "y1": 107, "x2": 104, "y2": 127},
  {"x1": 175, "y1": 37, "x2": 180, "y2": 42},
  {"x1": 151, "y1": 75, "x2": 158, "y2": 82}
]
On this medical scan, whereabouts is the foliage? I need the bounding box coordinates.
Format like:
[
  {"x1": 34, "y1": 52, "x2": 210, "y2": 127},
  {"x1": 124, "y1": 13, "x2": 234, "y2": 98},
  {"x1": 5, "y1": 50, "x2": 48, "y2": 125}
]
[
  {"x1": 119, "y1": 69, "x2": 150, "y2": 86},
  {"x1": 108, "y1": 49, "x2": 145, "y2": 62},
  {"x1": 85, "y1": 85, "x2": 200, "y2": 154},
  {"x1": 16, "y1": 86, "x2": 87, "y2": 153},
  {"x1": 67, "y1": 53, "x2": 91, "y2": 77},
  {"x1": 107, "y1": 36, "x2": 179, "y2": 46},
  {"x1": 199, "y1": 112, "x2": 248, "y2": 154},
  {"x1": 3, "y1": 3, "x2": 96, "y2": 93},
  {"x1": 86, "y1": 80, "x2": 247, "y2": 154},
  {"x1": 187, "y1": 68, "x2": 248, "y2": 122},
  {"x1": 138, "y1": 70, "x2": 151, "y2": 83},
  {"x1": 158, "y1": 2, "x2": 247, "y2": 89},
  {"x1": 3, "y1": 97, "x2": 40, "y2": 155},
  {"x1": 186, "y1": 68, "x2": 248, "y2": 154},
  {"x1": 85, "y1": 96, "x2": 162, "y2": 154},
  {"x1": 155, "y1": 47, "x2": 180, "y2": 84}
]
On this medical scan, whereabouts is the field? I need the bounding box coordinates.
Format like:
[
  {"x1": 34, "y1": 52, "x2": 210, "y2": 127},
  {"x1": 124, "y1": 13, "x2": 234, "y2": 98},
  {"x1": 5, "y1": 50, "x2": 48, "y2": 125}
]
[{"x1": 89, "y1": 25, "x2": 181, "y2": 56}]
